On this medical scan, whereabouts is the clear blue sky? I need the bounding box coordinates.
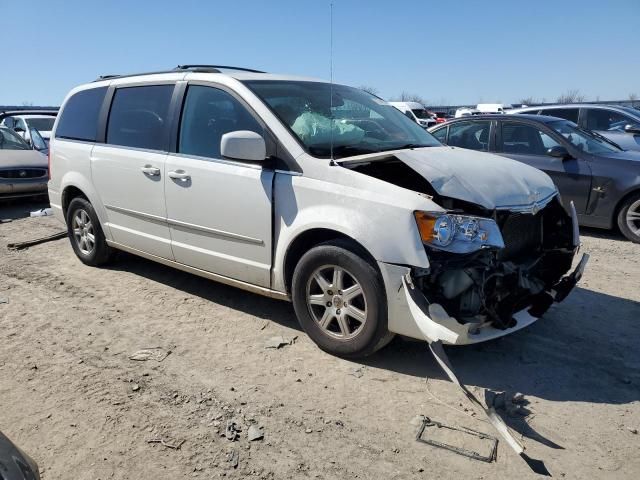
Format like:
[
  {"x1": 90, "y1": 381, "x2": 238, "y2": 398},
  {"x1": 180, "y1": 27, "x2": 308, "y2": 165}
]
[{"x1": 2, "y1": 0, "x2": 637, "y2": 106}]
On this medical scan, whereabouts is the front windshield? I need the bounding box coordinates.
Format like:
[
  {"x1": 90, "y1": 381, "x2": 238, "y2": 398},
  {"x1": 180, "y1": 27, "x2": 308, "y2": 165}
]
[
  {"x1": 25, "y1": 117, "x2": 55, "y2": 131},
  {"x1": 549, "y1": 120, "x2": 621, "y2": 155},
  {"x1": 0, "y1": 127, "x2": 30, "y2": 150},
  {"x1": 244, "y1": 81, "x2": 441, "y2": 158},
  {"x1": 412, "y1": 109, "x2": 431, "y2": 119}
]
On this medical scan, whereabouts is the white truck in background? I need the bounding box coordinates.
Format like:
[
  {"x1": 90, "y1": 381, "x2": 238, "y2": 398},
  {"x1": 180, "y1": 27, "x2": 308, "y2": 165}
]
[{"x1": 389, "y1": 102, "x2": 436, "y2": 128}]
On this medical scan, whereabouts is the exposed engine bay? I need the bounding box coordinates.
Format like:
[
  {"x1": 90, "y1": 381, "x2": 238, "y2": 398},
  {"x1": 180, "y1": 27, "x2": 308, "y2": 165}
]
[{"x1": 344, "y1": 155, "x2": 578, "y2": 332}]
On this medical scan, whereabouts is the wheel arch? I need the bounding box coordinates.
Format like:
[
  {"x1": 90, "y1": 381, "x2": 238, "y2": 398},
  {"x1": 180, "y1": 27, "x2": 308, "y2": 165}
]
[{"x1": 282, "y1": 228, "x2": 378, "y2": 295}]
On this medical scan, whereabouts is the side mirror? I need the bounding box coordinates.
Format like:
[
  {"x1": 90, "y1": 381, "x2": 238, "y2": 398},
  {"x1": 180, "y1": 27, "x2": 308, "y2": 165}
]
[
  {"x1": 547, "y1": 145, "x2": 571, "y2": 160},
  {"x1": 220, "y1": 130, "x2": 266, "y2": 162},
  {"x1": 624, "y1": 124, "x2": 640, "y2": 134}
]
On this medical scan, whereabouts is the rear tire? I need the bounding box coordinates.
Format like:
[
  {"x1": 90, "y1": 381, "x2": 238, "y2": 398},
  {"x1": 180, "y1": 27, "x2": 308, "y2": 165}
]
[
  {"x1": 291, "y1": 239, "x2": 390, "y2": 358},
  {"x1": 66, "y1": 197, "x2": 113, "y2": 266},
  {"x1": 617, "y1": 192, "x2": 640, "y2": 243}
]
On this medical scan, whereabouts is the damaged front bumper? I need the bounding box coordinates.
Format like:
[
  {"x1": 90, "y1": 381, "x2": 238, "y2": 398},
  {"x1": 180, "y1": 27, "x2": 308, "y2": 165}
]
[
  {"x1": 399, "y1": 253, "x2": 588, "y2": 344},
  {"x1": 381, "y1": 199, "x2": 589, "y2": 345}
]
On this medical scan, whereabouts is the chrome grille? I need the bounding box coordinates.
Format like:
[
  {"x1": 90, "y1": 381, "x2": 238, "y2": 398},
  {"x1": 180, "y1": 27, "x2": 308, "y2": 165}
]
[{"x1": 0, "y1": 168, "x2": 47, "y2": 179}]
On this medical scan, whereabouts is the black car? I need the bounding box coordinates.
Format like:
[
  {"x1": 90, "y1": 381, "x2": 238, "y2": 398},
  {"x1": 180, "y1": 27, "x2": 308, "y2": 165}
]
[
  {"x1": 0, "y1": 431, "x2": 40, "y2": 479},
  {"x1": 429, "y1": 114, "x2": 640, "y2": 242}
]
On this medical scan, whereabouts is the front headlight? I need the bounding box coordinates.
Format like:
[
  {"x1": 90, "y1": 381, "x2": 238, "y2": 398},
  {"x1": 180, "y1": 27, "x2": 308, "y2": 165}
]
[{"x1": 414, "y1": 211, "x2": 504, "y2": 253}]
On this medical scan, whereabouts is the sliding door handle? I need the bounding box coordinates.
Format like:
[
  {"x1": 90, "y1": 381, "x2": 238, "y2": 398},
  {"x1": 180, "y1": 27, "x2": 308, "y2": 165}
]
[{"x1": 168, "y1": 170, "x2": 190, "y2": 181}]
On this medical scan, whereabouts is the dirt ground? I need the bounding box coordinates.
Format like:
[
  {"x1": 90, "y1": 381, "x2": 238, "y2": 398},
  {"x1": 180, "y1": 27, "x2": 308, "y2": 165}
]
[{"x1": 1, "y1": 200, "x2": 638, "y2": 480}]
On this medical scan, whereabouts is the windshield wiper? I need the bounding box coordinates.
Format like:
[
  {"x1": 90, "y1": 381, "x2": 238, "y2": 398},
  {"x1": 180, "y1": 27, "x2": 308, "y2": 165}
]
[
  {"x1": 386, "y1": 143, "x2": 433, "y2": 151},
  {"x1": 588, "y1": 130, "x2": 622, "y2": 150}
]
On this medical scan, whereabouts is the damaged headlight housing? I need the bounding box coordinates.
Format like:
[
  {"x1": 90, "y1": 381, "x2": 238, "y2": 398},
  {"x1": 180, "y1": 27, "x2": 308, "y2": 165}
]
[{"x1": 414, "y1": 211, "x2": 504, "y2": 254}]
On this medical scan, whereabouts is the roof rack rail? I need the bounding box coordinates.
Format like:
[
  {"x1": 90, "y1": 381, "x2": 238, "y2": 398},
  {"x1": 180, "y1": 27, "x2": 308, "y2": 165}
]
[
  {"x1": 174, "y1": 64, "x2": 266, "y2": 73},
  {"x1": 94, "y1": 65, "x2": 266, "y2": 82}
]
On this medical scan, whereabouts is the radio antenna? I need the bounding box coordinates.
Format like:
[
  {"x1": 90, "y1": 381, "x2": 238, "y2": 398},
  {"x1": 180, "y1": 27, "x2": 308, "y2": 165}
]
[{"x1": 329, "y1": 2, "x2": 335, "y2": 162}]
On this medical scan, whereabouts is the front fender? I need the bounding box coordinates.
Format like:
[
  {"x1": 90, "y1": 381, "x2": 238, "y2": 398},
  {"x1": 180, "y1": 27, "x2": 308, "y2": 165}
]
[{"x1": 271, "y1": 172, "x2": 433, "y2": 292}]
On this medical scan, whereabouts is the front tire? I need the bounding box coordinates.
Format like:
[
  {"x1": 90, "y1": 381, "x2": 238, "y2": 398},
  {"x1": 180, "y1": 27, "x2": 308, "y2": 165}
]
[
  {"x1": 66, "y1": 197, "x2": 113, "y2": 266},
  {"x1": 617, "y1": 192, "x2": 640, "y2": 243},
  {"x1": 291, "y1": 240, "x2": 390, "y2": 358}
]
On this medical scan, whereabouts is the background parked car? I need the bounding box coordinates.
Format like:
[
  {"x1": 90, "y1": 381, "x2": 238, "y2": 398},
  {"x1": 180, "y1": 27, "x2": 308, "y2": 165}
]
[
  {"x1": 388, "y1": 101, "x2": 436, "y2": 128},
  {"x1": 0, "y1": 110, "x2": 58, "y2": 146},
  {"x1": 429, "y1": 114, "x2": 640, "y2": 242},
  {"x1": 509, "y1": 104, "x2": 640, "y2": 152},
  {"x1": 0, "y1": 126, "x2": 49, "y2": 200}
]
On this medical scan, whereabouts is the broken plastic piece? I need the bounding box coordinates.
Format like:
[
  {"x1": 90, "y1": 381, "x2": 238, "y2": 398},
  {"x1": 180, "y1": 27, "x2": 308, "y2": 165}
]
[
  {"x1": 416, "y1": 416, "x2": 498, "y2": 463},
  {"x1": 428, "y1": 341, "x2": 551, "y2": 476}
]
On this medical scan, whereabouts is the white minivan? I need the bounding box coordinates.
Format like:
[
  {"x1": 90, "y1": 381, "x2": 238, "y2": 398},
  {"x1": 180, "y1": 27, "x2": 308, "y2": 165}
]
[
  {"x1": 389, "y1": 102, "x2": 436, "y2": 128},
  {"x1": 48, "y1": 65, "x2": 587, "y2": 357}
]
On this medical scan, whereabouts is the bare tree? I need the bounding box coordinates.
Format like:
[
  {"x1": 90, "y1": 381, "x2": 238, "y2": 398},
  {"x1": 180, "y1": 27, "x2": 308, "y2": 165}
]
[
  {"x1": 393, "y1": 91, "x2": 428, "y2": 105},
  {"x1": 556, "y1": 89, "x2": 585, "y2": 104},
  {"x1": 520, "y1": 97, "x2": 538, "y2": 105},
  {"x1": 21, "y1": 101, "x2": 34, "y2": 106},
  {"x1": 358, "y1": 85, "x2": 379, "y2": 96},
  {"x1": 629, "y1": 93, "x2": 638, "y2": 106}
]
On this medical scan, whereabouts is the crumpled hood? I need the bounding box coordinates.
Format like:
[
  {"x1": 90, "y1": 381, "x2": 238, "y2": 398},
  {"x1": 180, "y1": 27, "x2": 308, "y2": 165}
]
[{"x1": 394, "y1": 146, "x2": 557, "y2": 210}]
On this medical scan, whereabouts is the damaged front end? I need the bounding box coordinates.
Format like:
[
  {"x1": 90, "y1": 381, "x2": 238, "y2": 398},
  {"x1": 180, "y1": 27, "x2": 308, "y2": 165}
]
[{"x1": 404, "y1": 196, "x2": 588, "y2": 345}]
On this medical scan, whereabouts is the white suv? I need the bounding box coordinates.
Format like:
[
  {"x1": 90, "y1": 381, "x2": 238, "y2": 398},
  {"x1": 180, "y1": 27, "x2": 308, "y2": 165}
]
[{"x1": 48, "y1": 65, "x2": 587, "y2": 357}]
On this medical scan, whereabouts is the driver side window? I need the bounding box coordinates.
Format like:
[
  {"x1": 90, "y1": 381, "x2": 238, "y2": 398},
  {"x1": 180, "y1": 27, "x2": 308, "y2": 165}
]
[
  {"x1": 179, "y1": 86, "x2": 263, "y2": 160},
  {"x1": 500, "y1": 122, "x2": 560, "y2": 155}
]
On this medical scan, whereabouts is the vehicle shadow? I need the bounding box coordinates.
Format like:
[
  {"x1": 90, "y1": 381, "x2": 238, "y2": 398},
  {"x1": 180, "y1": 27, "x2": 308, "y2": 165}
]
[
  {"x1": 363, "y1": 286, "x2": 640, "y2": 406},
  {"x1": 107, "y1": 252, "x2": 639, "y2": 410},
  {"x1": 106, "y1": 251, "x2": 301, "y2": 330},
  {"x1": 580, "y1": 225, "x2": 627, "y2": 242},
  {"x1": 0, "y1": 198, "x2": 49, "y2": 221}
]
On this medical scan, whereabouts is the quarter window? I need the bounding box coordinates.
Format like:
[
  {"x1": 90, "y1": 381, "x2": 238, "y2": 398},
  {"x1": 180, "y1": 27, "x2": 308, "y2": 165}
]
[
  {"x1": 178, "y1": 86, "x2": 263, "y2": 159},
  {"x1": 447, "y1": 121, "x2": 491, "y2": 151},
  {"x1": 431, "y1": 126, "x2": 448, "y2": 144},
  {"x1": 500, "y1": 122, "x2": 560, "y2": 155},
  {"x1": 584, "y1": 109, "x2": 631, "y2": 131},
  {"x1": 106, "y1": 85, "x2": 174, "y2": 150},
  {"x1": 55, "y1": 87, "x2": 107, "y2": 141}
]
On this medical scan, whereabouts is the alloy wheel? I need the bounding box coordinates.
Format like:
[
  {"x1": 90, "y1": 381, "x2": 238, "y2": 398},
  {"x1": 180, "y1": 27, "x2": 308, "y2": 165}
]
[
  {"x1": 72, "y1": 209, "x2": 95, "y2": 255},
  {"x1": 305, "y1": 265, "x2": 368, "y2": 340}
]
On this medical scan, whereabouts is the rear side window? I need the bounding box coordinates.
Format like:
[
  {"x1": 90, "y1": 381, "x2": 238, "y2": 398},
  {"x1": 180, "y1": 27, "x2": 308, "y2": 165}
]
[
  {"x1": 447, "y1": 121, "x2": 491, "y2": 151},
  {"x1": 541, "y1": 108, "x2": 579, "y2": 123},
  {"x1": 178, "y1": 85, "x2": 262, "y2": 159},
  {"x1": 55, "y1": 87, "x2": 107, "y2": 141},
  {"x1": 107, "y1": 85, "x2": 174, "y2": 150}
]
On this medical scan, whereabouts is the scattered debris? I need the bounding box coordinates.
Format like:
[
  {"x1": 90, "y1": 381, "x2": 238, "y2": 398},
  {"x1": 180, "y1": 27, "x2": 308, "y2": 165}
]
[
  {"x1": 247, "y1": 425, "x2": 264, "y2": 441},
  {"x1": 7, "y1": 231, "x2": 67, "y2": 251},
  {"x1": 225, "y1": 420, "x2": 240, "y2": 441},
  {"x1": 227, "y1": 449, "x2": 239, "y2": 468},
  {"x1": 264, "y1": 335, "x2": 296, "y2": 349},
  {"x1": 349, "y1": 367, "x2": 365, "y2": 378},
  {"x1": 0, "y1": 297, "x2": 8, "y2": 304},
  {"x1": 29, "y1": 208, "x2": 54, "y2": 217},
  {"x1": 128, "y1": 348, "x2": 171, "y2": 362},
  {"x1": 260, "y1": 321, "x2": 269, "y2": 330},
  {"x1": 131, "y1": 383, "x2": 140, "y2": 392},
  {"x1": 627, "y1": 427, "x2": 638, "y2": 434},
  {"x1": 428, "y1": 341, "x2": 551, "y2": 476},
  {"x1": 305, "y1": 428, "x2": 312, "y2": 434},
  {"x1": 512, "y1": 392, "x2": 526, "y2": 404},
  {"x1": 415, "y1": 416, "x2": 498, "y2": 463},
  {"x1": 147, "y1": 437, "x2": 185, "y2": 450}
]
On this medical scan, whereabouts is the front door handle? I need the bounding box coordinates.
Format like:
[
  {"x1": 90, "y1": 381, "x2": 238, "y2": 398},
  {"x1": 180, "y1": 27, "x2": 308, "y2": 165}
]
[
  {"x1": 168, "y1": 170, "x2": 191, "y2": 181},
  {"x1": 141, "y1": 165, "x2": 161, "y2": 176}
]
